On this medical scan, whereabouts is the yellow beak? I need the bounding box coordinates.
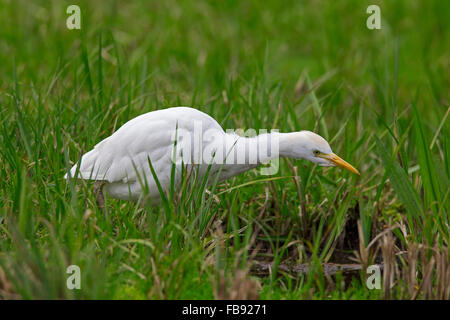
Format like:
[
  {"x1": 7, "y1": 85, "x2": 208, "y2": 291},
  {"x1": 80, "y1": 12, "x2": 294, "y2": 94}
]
[{"x1": 320, "y1": 153, "x2": 360, "y2": 175}]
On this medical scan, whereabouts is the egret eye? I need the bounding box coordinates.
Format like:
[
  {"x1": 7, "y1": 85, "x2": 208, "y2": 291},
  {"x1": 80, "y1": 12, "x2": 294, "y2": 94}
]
[{"x1": 313, "y1": 150, "x2": 321, "y2": 156}]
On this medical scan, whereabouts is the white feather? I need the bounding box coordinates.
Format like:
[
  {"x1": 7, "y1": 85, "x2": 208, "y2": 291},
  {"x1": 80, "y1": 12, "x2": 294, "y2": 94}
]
[{"x1": 65, "y1": 106, "x2": 349, "y2": 202}]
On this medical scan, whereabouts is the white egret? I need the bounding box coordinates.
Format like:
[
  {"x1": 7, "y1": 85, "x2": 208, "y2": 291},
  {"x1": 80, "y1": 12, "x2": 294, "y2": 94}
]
[{"x1": 65, "y1": 107, "x2": 359, "y2": 204}]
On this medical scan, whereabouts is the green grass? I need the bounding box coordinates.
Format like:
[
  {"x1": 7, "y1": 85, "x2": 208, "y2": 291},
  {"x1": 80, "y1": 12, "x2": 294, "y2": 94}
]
[{"x1": 0, "y1": 0, "x2": 449, "y2": 299}]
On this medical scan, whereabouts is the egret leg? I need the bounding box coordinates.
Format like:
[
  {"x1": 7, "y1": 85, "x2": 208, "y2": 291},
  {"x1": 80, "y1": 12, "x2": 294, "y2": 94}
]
[{"x1": 94, "y1": 181, "x2": 106, "y2": 210}]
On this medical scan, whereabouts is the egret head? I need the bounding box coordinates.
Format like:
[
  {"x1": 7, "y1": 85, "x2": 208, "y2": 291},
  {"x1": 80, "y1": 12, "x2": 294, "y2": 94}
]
[{"x1": 296, "y1": 131, "x2": 359, "y2": 174}]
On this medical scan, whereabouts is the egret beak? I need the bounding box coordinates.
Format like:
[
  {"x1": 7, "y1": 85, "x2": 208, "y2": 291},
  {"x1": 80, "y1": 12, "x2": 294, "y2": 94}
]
[{"x1": 320, "y1": 153, "x2": 360, "y2": 175}]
